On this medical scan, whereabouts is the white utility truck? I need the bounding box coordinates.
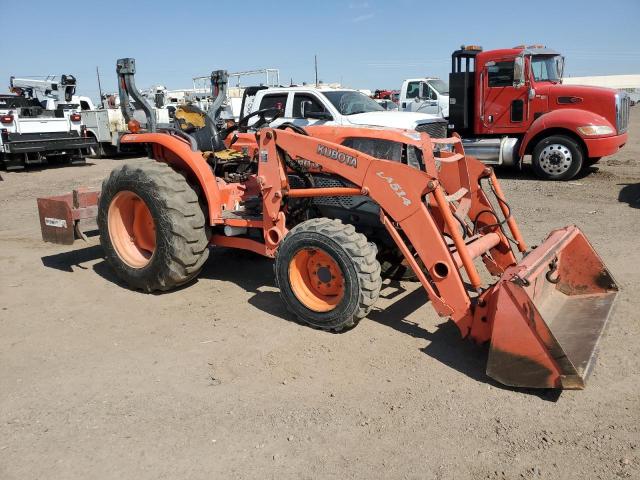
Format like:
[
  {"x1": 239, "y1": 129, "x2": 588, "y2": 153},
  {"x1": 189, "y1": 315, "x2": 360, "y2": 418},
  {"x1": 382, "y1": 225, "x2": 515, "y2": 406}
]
[
  {"x1": 399, "y1": 77, "x2": 450, "y2": 118},
  {"x1": 81, "y1": 103, "x2": 171, "y2": 157},
  {"x1": 1, "y1": 75, "x2": 95, "y2": 170}
]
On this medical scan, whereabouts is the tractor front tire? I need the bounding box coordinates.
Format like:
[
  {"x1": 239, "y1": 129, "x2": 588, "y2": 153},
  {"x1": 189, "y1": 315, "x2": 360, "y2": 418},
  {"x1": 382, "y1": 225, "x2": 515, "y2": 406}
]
[
  {"x1": 97, "y1": 159, "x2": 209, "y2": 292},
  {"x1": 274, "y1": 218, "x2": 382, "y2": 332}
]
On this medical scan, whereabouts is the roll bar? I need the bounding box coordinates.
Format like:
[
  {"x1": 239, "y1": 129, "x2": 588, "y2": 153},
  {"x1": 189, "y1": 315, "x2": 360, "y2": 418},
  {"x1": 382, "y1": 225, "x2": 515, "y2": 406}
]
[{"x1": 116, "y1": 58, "x2": 157, "y2": 132}]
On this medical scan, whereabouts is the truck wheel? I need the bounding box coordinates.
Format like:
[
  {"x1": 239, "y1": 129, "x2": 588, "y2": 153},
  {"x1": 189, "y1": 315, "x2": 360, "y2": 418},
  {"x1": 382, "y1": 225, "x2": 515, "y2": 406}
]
[
  {"x1": 97, "y1": 159, "x2": 209, "y2": 292},
  {"x1": 88, "y1": 134, "x2": 103, "y2": 158},
  {"x1": 90, "y1": 145, "x2": 102, "y2": 159},
  {"x1": 102, "y1": 144, "x2": 119, "y2": 158},
  {"x1": 274, "y1": 218, "x2": 382, "y2": 332},
  {"x1": 532, "y1": 135, "x2": 583, "y2": 180}
]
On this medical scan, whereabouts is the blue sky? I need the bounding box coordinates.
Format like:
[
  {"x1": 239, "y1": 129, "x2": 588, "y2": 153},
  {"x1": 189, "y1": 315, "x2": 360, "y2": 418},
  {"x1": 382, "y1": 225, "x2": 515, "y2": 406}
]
[{"x1": 1, "y1": 0, "x2": 638, "y2": 100}]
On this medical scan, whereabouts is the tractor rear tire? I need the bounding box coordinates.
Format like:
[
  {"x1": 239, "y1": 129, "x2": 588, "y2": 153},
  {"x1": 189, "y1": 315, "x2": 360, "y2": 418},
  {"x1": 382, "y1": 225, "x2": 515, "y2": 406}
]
[
  {"x1": 97, "y1": 159, "x2": 209, "y2": 292},
  {"x1": 274, "y1": 218, "x2": 382, "y2": 332}
]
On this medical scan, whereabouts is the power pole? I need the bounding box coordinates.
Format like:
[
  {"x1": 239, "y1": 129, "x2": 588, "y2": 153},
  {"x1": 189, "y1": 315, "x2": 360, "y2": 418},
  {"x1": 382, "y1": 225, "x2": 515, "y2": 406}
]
[
  {"x1": 314, "y1": 55, "x2": 318, "y2": 86},
  {"x1": 96, "y1": 66, "x2": 104, "y2": 108}
]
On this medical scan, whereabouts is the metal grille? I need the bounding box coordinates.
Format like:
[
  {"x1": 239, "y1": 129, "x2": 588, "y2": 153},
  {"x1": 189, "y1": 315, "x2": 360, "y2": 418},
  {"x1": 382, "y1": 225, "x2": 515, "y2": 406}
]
[
  {"x1": 415, "y1": 121, "x2": 448, "y2": 138},
  {"x1": 616, "y1": 92, "x2": 630, "y2": 134},
  {"x1": 288, "y1": 174, "x2": 365, "y2": 209}
]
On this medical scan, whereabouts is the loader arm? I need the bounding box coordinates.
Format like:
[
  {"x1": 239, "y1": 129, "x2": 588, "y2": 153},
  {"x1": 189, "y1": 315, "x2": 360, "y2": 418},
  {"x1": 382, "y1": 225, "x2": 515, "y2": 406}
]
[{"x1": 259, "y1": 128, "x2": 519, "y2": 329}]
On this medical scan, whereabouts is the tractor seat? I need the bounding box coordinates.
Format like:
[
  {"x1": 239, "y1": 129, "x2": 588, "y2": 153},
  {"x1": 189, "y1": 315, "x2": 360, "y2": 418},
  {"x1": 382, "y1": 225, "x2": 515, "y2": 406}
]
[{"x1": 174, "y1": 104, "x2": 222, "y2": 152}]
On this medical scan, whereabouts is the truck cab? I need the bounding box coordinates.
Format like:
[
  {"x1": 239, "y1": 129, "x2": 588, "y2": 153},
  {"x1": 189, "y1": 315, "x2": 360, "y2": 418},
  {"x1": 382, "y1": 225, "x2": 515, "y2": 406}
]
[
  {"x1": 399, "y1": 78, "x2": 450, "y2": 117},
  {"x1": 449, "y1": 45, "x2": 630, "y2": 180},
  {"x1": 40, "y1": 95, "x2": 96, "y2": 116},
  {"x1": 248, "y1": 86, "x2": 448, "y2": 138}
]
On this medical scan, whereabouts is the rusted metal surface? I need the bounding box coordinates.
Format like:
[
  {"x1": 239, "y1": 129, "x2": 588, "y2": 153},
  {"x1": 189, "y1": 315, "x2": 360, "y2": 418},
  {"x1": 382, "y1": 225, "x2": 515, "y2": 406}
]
[
  {"x1": 37, "y1": 187, "x2": 99, "y2": 244},
  {"x1": 483, "y1": 226, "x2": 618, "y2": 389}
]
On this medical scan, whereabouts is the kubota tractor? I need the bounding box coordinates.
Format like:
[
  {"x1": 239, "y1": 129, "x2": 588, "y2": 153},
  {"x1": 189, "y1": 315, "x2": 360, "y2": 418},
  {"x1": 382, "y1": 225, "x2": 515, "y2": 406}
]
[{"x1": 37, "y1": 59, "x2": 618, "y2": 389}]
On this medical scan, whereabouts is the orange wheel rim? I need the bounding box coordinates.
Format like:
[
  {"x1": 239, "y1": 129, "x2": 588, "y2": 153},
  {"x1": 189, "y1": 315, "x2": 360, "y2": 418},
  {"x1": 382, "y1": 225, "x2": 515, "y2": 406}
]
[
  {"x1": 288, "y1": 248, "x2": 345, "y2": 312},
  {"x1": 108, "y1": 191, "x2": 156, "y2": 268}
]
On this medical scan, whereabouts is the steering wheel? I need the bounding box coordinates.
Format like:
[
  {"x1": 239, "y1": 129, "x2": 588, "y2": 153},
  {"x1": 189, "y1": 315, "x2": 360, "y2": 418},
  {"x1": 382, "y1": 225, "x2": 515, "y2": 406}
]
[{"x1": 235, "y1": 107, "x2": 283, "y2": 134}]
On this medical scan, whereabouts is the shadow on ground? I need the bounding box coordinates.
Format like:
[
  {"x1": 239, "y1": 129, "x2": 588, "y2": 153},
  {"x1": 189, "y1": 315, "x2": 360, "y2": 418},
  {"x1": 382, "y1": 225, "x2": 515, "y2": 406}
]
[
  {"x1": 618, "y1": 183, "x2": 640, "y2": 208},
  {"x1": 200, "y1": 248, "x2": 293, "y2": 319},
  {"x1": 493, "y1": 163, "x2": 599, "y2": 181},
  {"x1": 368, "y1": 287, "x2": 561, "y2": 402},
  {"x1": 41, "y1": 244, "x2": 561, "y2": 400},
  {"x1": 199, "y1": 250, "x2": 561, "y2": 400},
  {"x1": 41, "y1": 244, "x2": 103, "y2": 272},
  {"x1": 3, "y1": 161, "x2": 96, "y2": 174}
]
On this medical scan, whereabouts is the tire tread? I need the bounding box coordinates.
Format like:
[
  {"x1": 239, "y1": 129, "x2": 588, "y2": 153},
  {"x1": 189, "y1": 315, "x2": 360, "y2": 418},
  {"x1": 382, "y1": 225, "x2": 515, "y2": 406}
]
[
  {"x1": 275, "y1": 218, "x2": 381, "y2": 332},
  {"x1": 98, "y1": 159, "x2": 209, "y2": 292}
]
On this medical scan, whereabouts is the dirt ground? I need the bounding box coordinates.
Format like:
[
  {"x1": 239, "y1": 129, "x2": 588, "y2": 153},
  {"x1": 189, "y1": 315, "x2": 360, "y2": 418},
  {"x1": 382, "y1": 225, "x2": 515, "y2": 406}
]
[{"x1": 1, "y1": 110, "x2": 639, "y2": 480}]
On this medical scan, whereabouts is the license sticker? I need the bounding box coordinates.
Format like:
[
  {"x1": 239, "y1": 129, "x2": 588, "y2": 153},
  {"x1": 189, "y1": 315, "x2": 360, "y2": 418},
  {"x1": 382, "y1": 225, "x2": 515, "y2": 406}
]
[{"x1": 44, "y1": 217, "x2": 68, "y2": 228}]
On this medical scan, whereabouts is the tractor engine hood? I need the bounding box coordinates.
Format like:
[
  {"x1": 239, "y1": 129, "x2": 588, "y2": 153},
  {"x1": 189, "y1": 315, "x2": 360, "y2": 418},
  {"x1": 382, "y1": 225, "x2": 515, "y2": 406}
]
[{"x1": 344, "y1": 111, "x2": 443, "y2": 130}]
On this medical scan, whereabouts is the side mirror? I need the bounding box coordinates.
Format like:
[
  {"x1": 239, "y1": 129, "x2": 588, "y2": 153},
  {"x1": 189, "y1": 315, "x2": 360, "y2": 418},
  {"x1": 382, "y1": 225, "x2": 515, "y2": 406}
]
[
  {"x1": 301, "y1": 100, "x2": 332, "y2": 120},
  {"x1": 300, "y1": 100, "x2": 311, "y2": 118},
  {"x1": 513, "y1": 56, "x2": 525, "y2": 87},
  {"x1": 419, "y1": 83, "x2": 432, "y2": 100},
  {"x1": 528, "y1": 87, "x2": 536, "y2": 100},
  {"x1": 556, "y1": 56, "x2": 565, "y2": 81}
]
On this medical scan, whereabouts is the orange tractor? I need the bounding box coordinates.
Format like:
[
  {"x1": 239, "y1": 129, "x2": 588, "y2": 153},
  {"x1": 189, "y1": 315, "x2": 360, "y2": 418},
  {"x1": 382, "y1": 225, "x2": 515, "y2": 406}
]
[{"x1": 37, "y1": 59, "x2": 618, "y2": 389}]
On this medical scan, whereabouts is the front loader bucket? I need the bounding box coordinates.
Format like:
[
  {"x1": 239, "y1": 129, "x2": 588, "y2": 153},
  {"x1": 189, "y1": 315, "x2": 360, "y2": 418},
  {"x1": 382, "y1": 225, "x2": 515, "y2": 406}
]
[{"x1": 485, "y1": 225, "x2": 617, "y2": 389}]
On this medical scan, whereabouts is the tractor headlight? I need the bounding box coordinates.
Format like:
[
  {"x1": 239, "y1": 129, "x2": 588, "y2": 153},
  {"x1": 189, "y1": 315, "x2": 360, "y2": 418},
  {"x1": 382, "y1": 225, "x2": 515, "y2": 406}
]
[{"x1": 577, "y1": 125, "x2": 614, "y2": 136}]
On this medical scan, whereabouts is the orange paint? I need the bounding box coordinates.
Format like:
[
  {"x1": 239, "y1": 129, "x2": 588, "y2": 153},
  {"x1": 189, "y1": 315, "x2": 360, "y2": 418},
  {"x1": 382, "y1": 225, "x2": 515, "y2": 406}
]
[
  {"x1": 107, "y1": 191, "x2": 156, "y2": 268},
  {"x1": 288, "y1": 248, "x2": 345, "y2": 312}
]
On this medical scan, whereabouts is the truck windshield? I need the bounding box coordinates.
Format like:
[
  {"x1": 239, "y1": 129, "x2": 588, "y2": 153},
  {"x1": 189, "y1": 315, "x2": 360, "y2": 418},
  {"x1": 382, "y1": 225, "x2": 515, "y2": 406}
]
[
  {"x1": 531, "y1": 55, "x2": 563, "y2": 83},
  {"x1": 322, "y1": 91, "x2": 384, "y2": 115},
  {"x1": 429, "y1": 79, "x2": 449, "y2": 95}
]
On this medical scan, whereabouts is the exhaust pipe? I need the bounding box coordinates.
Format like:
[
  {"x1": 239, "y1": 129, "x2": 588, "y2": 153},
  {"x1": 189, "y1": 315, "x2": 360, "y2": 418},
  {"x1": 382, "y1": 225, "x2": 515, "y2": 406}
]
[{"x1": 461, "y1": 137, "x2": 519, "y2": 166}]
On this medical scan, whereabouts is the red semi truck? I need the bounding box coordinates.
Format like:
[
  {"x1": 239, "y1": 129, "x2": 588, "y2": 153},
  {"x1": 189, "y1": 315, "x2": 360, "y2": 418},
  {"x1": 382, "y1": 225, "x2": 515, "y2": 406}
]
[{"x1": 448, "y1": 45, "x2": 630, "y2": 180}]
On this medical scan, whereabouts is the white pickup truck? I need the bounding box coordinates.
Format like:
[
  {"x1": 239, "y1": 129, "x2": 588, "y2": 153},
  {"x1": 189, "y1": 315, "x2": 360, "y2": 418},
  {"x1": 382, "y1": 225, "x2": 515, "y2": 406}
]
[
  {"x1": 0, "y1": 94, "x2": 95, "y2": 170},
  {"x1": 247, "y1": 86, "x2": 448, "y2": 138},
  {"x1": 399, "y1": 78, "x2": 450, "y2": 118}
]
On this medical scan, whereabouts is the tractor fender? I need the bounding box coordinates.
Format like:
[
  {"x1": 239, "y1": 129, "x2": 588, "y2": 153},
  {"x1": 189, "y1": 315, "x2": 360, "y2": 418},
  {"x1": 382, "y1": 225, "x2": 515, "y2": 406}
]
[
  {"x1": 519, "y1": 108, "x2": 613, "y2": 158},
  {"x1": 120, "y1": 133, "x2": 222, "y2": 223}
]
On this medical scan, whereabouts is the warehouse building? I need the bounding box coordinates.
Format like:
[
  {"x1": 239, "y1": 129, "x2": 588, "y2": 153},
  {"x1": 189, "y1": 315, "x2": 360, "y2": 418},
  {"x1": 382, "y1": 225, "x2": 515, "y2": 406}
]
[{"x1": 563, "y1": 74, "x2": 640, "y2": 102}]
